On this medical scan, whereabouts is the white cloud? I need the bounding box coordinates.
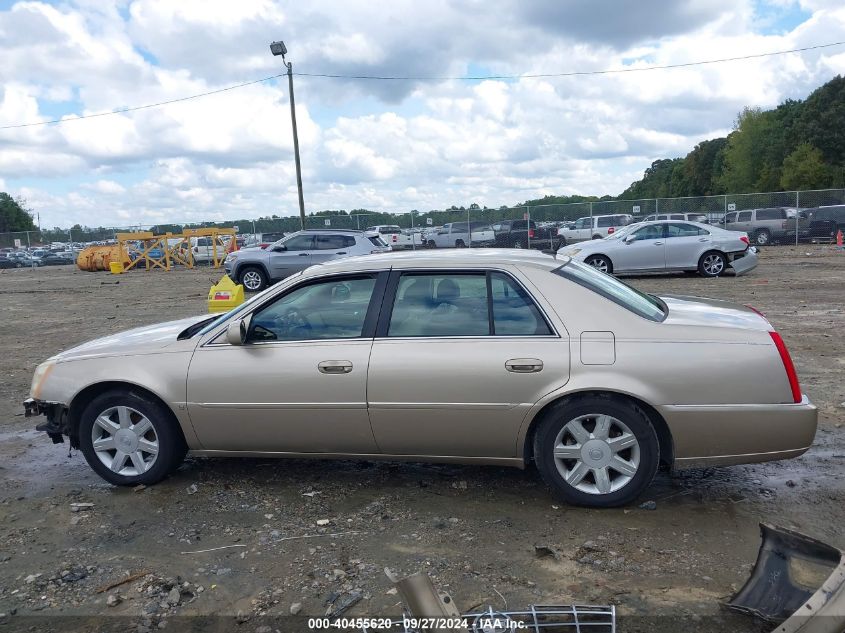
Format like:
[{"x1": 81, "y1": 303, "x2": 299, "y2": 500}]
[{"x1": 1, "y1": 0, "x2": 844, "y2": 228}]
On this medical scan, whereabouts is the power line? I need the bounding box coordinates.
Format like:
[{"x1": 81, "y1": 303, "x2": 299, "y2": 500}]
[
  {"x1": 297, "y1": 40, "x2": 845, "y2": 80},
  {"x1": 1, "y1": 40, "x2": 843, "y2": 131}
]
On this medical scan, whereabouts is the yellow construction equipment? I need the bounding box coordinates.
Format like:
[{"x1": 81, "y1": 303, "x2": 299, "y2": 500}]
[{"x1": 114, "y1": 227, "x2": 236, "y2": 272}]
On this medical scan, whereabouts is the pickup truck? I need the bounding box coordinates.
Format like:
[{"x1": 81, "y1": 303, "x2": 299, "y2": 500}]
[
  {"x1": 426, "y1": 222, "x2": 496, "y2": 248},
  {"x1": 491, "y1": 219, "x2": 560, "y2": 250},
  {"x1": 365, "y1": 225, "x2": 423, "y2": 250},
  {"x1": 556, "y1": 214, "x2": 634, "y2": 244}
]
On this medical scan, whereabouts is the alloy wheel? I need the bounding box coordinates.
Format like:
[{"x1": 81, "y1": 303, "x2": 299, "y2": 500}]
[
  {"x1": 241, "y1": 270, "x2": 263, "y2": 291},
  {"x1": 587, "y1": 257, "x2": 609, "y2": 273},
  {"x1": 552, "y1": 414, "x2": 640, "y2": 495},
  {"x1": 90, "y1": 406, "x2": 159, "y2": 476},
  {"x1": 702, "y1": 253, "x2": 725, "y2": 276}
]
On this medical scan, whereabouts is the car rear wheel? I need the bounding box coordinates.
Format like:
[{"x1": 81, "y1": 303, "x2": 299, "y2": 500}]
[
  {"x1": 239, "y1": 266, "x2": 268, "y2": 292},
  {"x1": 557, "y1": 237, "x2": 567, "y2": 248},
  {"x1": 455, "y1": 240, "x2": 466, "y2": 248},
  {"x1": 533, "y1": 395, "x2": 659, "y2": 507},
  {"x1": 513, "y1": 240, "x2": 525, "y2": 249},
  {"x1": 79, "y1": 390, "x2": 185, "y2": 486},
  {"x1": 698, "y1": 251, "x2": 726, "y2": 277},
  {"x1": 753, "y1": 229, "x2": 771, "y2": 246},
  {"x1": 585, "y1": 255, "x2": 612, "y2": 274}
]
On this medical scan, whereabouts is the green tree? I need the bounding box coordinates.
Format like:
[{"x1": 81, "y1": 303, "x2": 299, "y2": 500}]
[
  {"x1": 780, "y1": 143, "x2": 833, "y2": 190},
  {"x1": 0, "y1": 193, "x2": 38, "y2": 233}
]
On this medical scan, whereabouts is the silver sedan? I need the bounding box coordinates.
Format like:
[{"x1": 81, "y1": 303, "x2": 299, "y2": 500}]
[
  {"x1": 558, "y1": 220, "x2": 757, "y2": 277},
  {"x1": 25, "y1": 250, "x2": 813, "y2": 507}
]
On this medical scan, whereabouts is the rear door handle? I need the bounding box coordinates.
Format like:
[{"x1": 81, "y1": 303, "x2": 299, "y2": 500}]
[
  {"x1": 298, "y1": 253, "x2": 309, "y2": 256},
  {"x1": 653, "y1": 241, "x2": 663, "y2": 245},
  {"x1": 318, "y1": 360, "x2": 353, "y2": 374},
  {"x1": 335, "y1": 251, "x2": 347, "y2": 255},
  {"x1": 698, "y1": 238, "x2": 709, "y2": 242},
  {"x1": 505, "y1": 358, "x2": 544, "y2": 373}
]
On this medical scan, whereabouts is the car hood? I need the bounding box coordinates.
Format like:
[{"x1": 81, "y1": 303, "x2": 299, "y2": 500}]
[
  {"x1": 559, "y1": 238, "x2": 619, "y2": 254},
  {"x1": 659, "y1": 294, "x2": 772, "y2": 330},
  {"x1": 52, "y1": 314, "x2": 213, "y2": 361}
]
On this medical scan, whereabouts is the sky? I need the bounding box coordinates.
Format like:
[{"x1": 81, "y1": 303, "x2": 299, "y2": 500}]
[{"x1": 1, "y1": 0, "x2": 845, "y2": 229}]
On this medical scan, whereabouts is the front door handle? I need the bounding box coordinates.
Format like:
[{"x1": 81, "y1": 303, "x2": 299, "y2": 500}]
[
  {"x1": 298, "y1": 253, "x2": 309, "y2": 256},
  {"x1": 505, "y1": 358, "x2": 543, "y2": 373},
  {"x1": 318, "y1": 360, "x2": 353, "y2": 374},
  {"x1": 335, "y1": 251, "x2": 347, "y2": 255},
  {"x1": 698, "y1": 238, "x2": 709, "y2": 242},
  {"x1": 653, "y1": 241, "x2": 663, "y2": 245}
]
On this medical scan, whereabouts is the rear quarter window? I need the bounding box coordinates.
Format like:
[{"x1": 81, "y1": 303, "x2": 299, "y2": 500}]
[{"x1": 756, "y1": 208, "x2": 785, "y2": 221}]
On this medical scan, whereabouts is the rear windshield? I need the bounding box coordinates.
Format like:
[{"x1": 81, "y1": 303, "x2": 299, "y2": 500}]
[
  {"x1": 553, "y1": 260, "x2": 666, "y2": 322},
  {"x1": 368, "y1": 236, "x2": 388, "y2": 247}
]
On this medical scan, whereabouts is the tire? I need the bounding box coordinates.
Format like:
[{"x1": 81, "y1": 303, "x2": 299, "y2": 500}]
[
  {"x1": 78, "y1": 390, "x2": 185, "y2": 486},
  {"x1": 592, "y1": 234, "x2": 602, "y2": 240},
  {"x1": 239, "y1": 266, "x2": 268, "y2": 292},
  {"x1": 584, "y1": 255, "x2": 612, "y2": 274},
  {"x1": 557, "y1": 236, "x2": 567, "y2": 248},
  {"x1": 533, "y1": 395, "x2": 660, "y2": 507},
  {"x1": 427, "y1": 240, "x2": 436, "y2": 249},
  {"x1": 698, "y1": 251, "x2": 727, "y2": 277},
  {"x1": 753, "y1": 229, "x2": 771, "y2": 246},
  {"x1": 455, "y1": 240, "x2": 466, "y2": 248},
  {"x1": 514, "y1": 240, "x2": 525, "y2": 249}
]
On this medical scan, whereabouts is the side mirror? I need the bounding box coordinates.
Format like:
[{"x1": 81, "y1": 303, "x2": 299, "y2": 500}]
[
  {"x1": 624, "y1": 234, "x2": 636, "y2": 244},
  {"x1": 226, "y1": 319, "x2": 248, "y2": 346}
]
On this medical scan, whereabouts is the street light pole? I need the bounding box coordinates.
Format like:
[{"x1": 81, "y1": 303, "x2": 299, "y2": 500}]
[{"x1": 270, "y1": 40, "x2": 306, "y2": 230}]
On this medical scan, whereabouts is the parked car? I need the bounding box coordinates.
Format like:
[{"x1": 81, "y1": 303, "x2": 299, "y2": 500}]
[
  {"x1": 187, "y1": 236, "x2": 231, "y2": 264},
  {"x1": 0, "y1": 256, "x2": 18, "y2": 269},
  {"x1": 39, "y1": 252, "x2": 75, "y2": 266},
  {"x1": 557, "y1": 214, "x2": 635, "y2": 244},
  {"x1": 799, "y1": 205, "x2": 845, "y2": 241},
  {"x1": 642, "y1": 213, "x2": 708, "y2": 224},
  {"x1": 558, "y1": 220, "x2": 756, "y2": 277},
  {"x1": 25, "y1": 249, "x2": 816, "y2": 507},
  {"x1": 365, "y1": 225, "x2": 423, "y2": 250},
  {"x1": 723, "y1": 207, "x2": 799, "y2": 245},
  {"x1": 224, "y1": 229, "x2": 391, "y2": 291},
  {"x1": 491, "y1": 219, "x2": 560, "y2": 249},
  {"x1": 242, "y1": 232, "x2": 287, "y2": 249},
  {"x1": 427, "y1": 222, "x2": 496, "y2": 248}
]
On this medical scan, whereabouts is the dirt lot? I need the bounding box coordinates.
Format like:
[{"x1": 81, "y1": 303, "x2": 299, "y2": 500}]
[{"x1": 0, "y1": 247, "x2": 843, "y2": 633}]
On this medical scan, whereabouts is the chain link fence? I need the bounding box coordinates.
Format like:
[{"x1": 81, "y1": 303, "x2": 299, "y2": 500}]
[{"x1": 3, "y1": 188, "x2": 844, "y2": 267}]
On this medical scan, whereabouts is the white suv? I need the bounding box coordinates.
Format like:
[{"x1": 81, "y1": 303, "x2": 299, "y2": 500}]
[{"x1": 557, "y1": 214, "x2": 634, "y2": 244}]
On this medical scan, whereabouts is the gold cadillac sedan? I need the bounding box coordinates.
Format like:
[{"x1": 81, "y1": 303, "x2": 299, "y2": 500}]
[{"x1": 24, "y1": 250, "x2": 817, "y2": 507}]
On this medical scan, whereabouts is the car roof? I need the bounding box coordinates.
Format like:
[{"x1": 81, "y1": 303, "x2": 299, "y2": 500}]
[
  {"x1": 293, "y1": 229, "x2": 365, "y2": 235},
  {"x1": 305, "y1": 248, "x2": 562, "y2": 276}
]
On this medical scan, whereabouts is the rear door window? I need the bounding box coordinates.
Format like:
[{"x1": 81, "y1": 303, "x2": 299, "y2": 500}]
[
  {"x1": 756, "y1": 208, "x2": 785, "y2": 221},
  {"x1": 737, "y1": 211, "x2": 753, "y2": 222},
  {"x1": 388, "y1": 274, "x2": 488, "y2": 337},
  {"x1": 667, "y1": 223, "x2": 707, "y2": 238},
  {"x1": 316, "y1": 235, "x2": 355, "y2": 249}
]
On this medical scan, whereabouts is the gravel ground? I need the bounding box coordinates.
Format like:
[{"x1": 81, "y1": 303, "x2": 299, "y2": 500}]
[{"x1": 0, "y1": 246, "x2": 843, "y2": 633}]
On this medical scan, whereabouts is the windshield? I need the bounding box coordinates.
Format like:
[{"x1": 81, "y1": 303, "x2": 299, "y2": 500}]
[
  {"x1": 195, "y1": 272, "x2": 304, "y2": 337},
  {"x1": 553, "y1": 259, "x2": 666, "y2": 321}
]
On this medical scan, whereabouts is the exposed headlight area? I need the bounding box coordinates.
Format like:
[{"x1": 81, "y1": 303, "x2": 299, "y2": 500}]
[{"x1": 30, "y1": 359, "x2": 56, "y2": 399}]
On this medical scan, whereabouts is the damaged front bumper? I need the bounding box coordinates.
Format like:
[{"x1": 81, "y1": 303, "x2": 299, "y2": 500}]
[
  {"x1": 24, "y1": 397, "x2": 69, "y2": 445},
  {"x1": 728, "y1": 523, "x2": 845, "y2": 632}
]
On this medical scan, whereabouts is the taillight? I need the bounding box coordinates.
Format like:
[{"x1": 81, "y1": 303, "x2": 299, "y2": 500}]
[
  {"x1": 739, "y1": 235, "x2": 749, "y2": 246},
  {"x1": 608, "y1": 227, "x2": 615, "y2": 234},
  {"x1": 528, "y1": 229, "x2": 535, "y2": 238},
  {"x1": 769, "y1": 332, "x2": 801, "y2": 403},
  {"x1": 392, "y1": 235, "x2": 398, "y2": 242}
]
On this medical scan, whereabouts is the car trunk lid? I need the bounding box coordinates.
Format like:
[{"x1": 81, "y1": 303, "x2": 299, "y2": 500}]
[{"x1": 658, "y1": 294, "x2": 773, "y2": 331}]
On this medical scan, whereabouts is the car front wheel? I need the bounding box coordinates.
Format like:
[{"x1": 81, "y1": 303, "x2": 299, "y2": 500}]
[
  {"x1": 79, "y1": 390, "x2": 185, "y2": 486},
  {"x1": 585, "y1": 255, "x2": 612, "y2": 274},
  {"x1": 754, "y1": 229, "x2": 771, "y2": 246},
  {"x1": 239, "y1": 266, "x2": 268, "y2": 292},
  {"x1": 533, "y1": 395, "x2": 659, "y2": 507}
]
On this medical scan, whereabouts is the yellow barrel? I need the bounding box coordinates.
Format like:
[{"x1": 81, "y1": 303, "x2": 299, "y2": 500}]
[
  {"x1": 109, "y1": 261, "x2": 124, "y2": 274},
  {"x1": 208, "y1": 274, "x2": 245, "y2": 313}
]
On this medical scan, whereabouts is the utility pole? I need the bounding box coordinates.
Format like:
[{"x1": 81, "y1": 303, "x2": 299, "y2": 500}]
[{"x1": 270, "y1": 41, "x2": 306, "y2": 230}]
